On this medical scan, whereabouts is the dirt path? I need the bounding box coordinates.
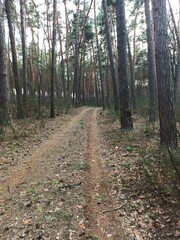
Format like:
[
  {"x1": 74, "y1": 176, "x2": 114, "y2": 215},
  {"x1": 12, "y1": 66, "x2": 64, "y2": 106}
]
[
  {"x1": 0, "y1": 108, "x2": 90, "y2": 203},
  {"x1": 85, "y1": 109, "x2": 125, "y2": 239},
  {"x1": 0, "y1": 107, "x2": 125, "y2": 239}
]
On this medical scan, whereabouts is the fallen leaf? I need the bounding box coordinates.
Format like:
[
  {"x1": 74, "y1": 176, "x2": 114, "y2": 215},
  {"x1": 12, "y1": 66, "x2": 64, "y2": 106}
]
[
  {"x1": 22, "y1": 218, "x2": 33, "y2": 225},
  {"x1": 175, "y1": 230, "x2": 180, "y2": 237}
]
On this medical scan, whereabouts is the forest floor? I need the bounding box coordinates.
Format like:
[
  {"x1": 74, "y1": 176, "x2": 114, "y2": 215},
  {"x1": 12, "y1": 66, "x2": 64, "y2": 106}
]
[{"x1": 0, "y1": 107, "x2": 179, "y2": 240}]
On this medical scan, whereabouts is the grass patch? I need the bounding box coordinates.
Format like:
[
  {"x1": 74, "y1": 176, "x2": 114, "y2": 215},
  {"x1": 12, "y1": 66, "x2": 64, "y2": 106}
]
[
  {"x1": 56, "y1": 211, "x2": 72, "y2": 222},
  {"x1": 67, "y1": 161, "x2": 90, "y2": 171},
  {"x1": 79, "y1": 119, "x2": 87, "y2": 129}
]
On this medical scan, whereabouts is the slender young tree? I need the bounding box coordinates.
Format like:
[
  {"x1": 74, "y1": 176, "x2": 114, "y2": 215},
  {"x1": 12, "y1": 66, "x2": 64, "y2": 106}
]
[
  {"x1": 102, "y1": 0, "x2": 119, "y2": 111},
  {"x1": 94, "y1": 0, "x2": 105, "y2": 110},
  {"x1": 167, "y1": 0, "x2": 180, "y2": 102},
  {"x1": 5, "y1": 0, "x2": 24, "y2": 119},
  {"x1": 20, "y1": 0, "x2": 27, "y2": 113},
  {"x1": 116, "y1": 0, "x2": 133, "y2": 129},
  {"x1": 152, "y1": 0, "x2": 177, "y2": 146},
  {"x1": 50, "y1": 0, "x2": 57, "y2": 118},
  {"x1": 63, "y1": 0, "x2": 70, "y2": 103},
  {"x1": 0, "y1": 0, "x2": 9, "y2": 126},
  {"x1": 73, "y1": 0, "x2": 80, "y2": 107},
  {"x1": 144, "y1": 0, "x2": 157, "y2": 122}
]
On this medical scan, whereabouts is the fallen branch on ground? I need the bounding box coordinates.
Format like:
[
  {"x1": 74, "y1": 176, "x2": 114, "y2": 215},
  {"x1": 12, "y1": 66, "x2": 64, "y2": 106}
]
[{"x1": 101, "y1": 201, "x2": 127, "y2": 214}]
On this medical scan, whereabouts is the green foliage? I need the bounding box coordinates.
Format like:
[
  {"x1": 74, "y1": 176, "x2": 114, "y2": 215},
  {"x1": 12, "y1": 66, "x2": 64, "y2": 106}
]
[
  {"x1": 121, "y1": 162, "x2": 131, "y2": 169},
  {"x1": 55, "y1": 211, "x2": 72, "y2": 222},
  {"x1": 44, "y1": 215, "x2": 54, "y2": 223},
  {"x1": 125, "y1": 145, "x2": 133, "y2": 152}
]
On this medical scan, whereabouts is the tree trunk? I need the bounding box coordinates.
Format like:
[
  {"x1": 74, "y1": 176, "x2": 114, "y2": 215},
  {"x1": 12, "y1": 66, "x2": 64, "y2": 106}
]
[
  {"x1": 127, "y1": 35, "x2": 135, "y2": 112},
  {"x1": 102, "y1": 0, "x2": 119, "y2": 112},
  {"x1": 167, "y1": 0, "x2": 180, "y2": 102},
  {"x1": 5, "y1": 0, "x2": 24, "y2": 119},
  {"x1": 73, "y1": 0, "x2": 80, "y2": 108},
  {"x1": 50, "y1": 0, "x2": 57, "y2": 118},
  {"x1": 57, "y1": 20, "x2": 66, "y2": 100},
  {"x1": 94, "y1": 0, "x2": 105, "y2": 110},
  {"x1": 0, "y1": 0, "x2": 9, "y2": 126},
  {"x1": 116, "y1": 0, "x2": 133, "y2": 129},
  {"x1": 152, "y1": 0, "x2": 177, "y2": 146},
  {"x1": 20, "y1": 0, "x2": 27, "y2": 115},
  {"x1": 63, "y1": 0, "x2": 70, "y2": 104},
  {"x1": 144, "y1": 0, "x2": 157, "y2": 122}
]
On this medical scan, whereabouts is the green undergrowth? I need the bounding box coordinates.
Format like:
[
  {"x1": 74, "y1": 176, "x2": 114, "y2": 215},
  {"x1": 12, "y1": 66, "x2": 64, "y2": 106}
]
[{"x1": 67, "y1": 160, "x2": 90, "y2": 171}]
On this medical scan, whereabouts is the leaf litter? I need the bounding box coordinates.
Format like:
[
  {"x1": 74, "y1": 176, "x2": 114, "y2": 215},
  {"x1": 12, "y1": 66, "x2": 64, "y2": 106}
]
[{"x1": 0, "y1": 107, "x2": 179, "y2": 239}]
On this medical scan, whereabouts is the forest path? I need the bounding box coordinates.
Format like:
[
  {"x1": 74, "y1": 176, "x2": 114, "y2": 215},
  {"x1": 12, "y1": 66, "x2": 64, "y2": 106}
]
[
  {"x1": 85, "y1": 108, "x2": 125, "y2": 239},
  {"x1": 0, "y1": 107, "x2": 90, "y2": 203},
  {"x1": 0, "y1": 107, "x2": 125, "y2": 239}
]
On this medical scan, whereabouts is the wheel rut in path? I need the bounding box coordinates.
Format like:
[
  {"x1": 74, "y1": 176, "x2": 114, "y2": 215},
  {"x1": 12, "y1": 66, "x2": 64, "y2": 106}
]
[{"x1": 85, "y1": 108, "x2": 125, "y2": 240}]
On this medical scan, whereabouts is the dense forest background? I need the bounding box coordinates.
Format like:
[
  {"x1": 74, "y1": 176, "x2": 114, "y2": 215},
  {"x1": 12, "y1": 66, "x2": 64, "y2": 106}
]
[{"x1": 0, "y1": 0, "x2": 180, "y2": 146}]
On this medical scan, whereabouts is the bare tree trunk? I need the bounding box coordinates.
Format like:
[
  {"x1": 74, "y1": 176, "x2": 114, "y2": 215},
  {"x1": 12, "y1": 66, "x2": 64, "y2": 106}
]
[
  {"x1": 63, "y1": 0, "x2": 70, "y2": 104},
  {"x1": 116, "y1": 0, "x2": 133, "y2": 129},
  {"x1": 152, "y1": 0, "x2": 177, "y2": 146},
  {"x1": 20, "y1": 0, "x2": 27, "y2": 115},
  {"x1": 167, "y1": 0, "x2": 180, "y2": 102},
  {"x1": 73, "y1": 0, "x2": 80, "y2": 108},
  {"x1": 102, "y1": 0, "x2": 119, "y2": 111},
  {"x1": 94, "y1": 0, "x2": 105, "y2": 110},
  {"x1": 57, "y1": 20, "x2": 66, "y2": 100},
  {"x1": 127, "y1": 35, "x2": 135, "y2": 111},
  {"x1": 50, "y1": 0, "x2": 57, "y2": 118},
  {"x1": 5, "y1": 0, "x2": 24, "y2": 119},
  {"x1": 0, "y1": 0, "x2": 10, "y2": 126},
  {"x1": 144, "y1": 0, "x2": 157, "y2": 122}
]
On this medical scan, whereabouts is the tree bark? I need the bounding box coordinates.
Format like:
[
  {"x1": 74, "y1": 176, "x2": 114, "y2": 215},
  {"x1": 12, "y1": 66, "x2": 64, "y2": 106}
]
[
  {"x1": 0, "y1": 0, "x2": 9, "y2": 126},
  {"x1": 50, "y1": 0, "x2": 57, "y2": 118},
  {"x1": 116, "y1": 0, "x2": 133, "y2": 129},
  {"x1": 20, "y1": 0, "x2": 27, "y2": 114},
  {"x1": 5, "y1": 0, "x2": 24, "y2": 119},
  {"x1": 152, "y1": 0, "x2": 177, "y2": 146},
  {"x1": 144, "y1": 0, "x2": 157, "y2": 122},
  {"x1": 94, "y1": 0, "x2": 105, "y2": 110},
  {"x1": 102, "y1": 0, "x2": 119, "y2": 112},
  {"x1": 73, "y1": 0, "x2": 80, "y2": 108}
]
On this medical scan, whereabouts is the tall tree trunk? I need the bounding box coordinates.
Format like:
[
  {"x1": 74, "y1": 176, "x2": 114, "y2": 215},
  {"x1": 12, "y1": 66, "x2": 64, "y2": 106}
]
[
  {"x1": 20, "y1": 0, "x2": 27, "y2": 115},
  {"x1": 63, "y1": 0, "x2": 70, "y2": 104},
  {"x1": 127, "y1": 35, "x2": 135, "y2": 112},
  {"x1": 0, "y1": 0, "x2": 9, "y2": 126},
  {"x1": 5, "y1": 0, "x2": 24, "y2": 119},
  {"x1": 167, "y1": 0, "x2": 180, "y2": 102},
  {"x1": 50, "y1": 0, "x2": 57, "y2": 118},
  {"x1": 144, "y1": 0, "x2": 157, "y2": 122},
  {"x1": 116, "y1": 0, "x2": 133, "y2": 129},
  {"x1": 152, "y1": 0, "x2": 177, "y2": 146},
  {"x1": 94, "y1": 0, "x2": 105, "y2": 110},
  {"x1": 102, "y1": 0, "x2": 119, "y2": 111},
  {"x1": 73, "y1": 0, "x2": 80, "y2": 108},
  {"x1": 57, "y1": 20, "x2": 66, "y2": 100},
  {"x1": 131, "y1": 10, "x2": 139, "y2": 111}
]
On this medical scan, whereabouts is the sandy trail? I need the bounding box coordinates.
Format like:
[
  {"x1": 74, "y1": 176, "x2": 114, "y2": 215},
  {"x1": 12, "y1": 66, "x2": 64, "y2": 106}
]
[
  {"x1": 85, "y1": 108, "x2": 125, "y2": 239},
  {"x1": 0, "y1": 107, "x2": 125, "y2": 239},
  {"x1": 0, "y1": 108, "x2": 90, "y2": 203}
]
